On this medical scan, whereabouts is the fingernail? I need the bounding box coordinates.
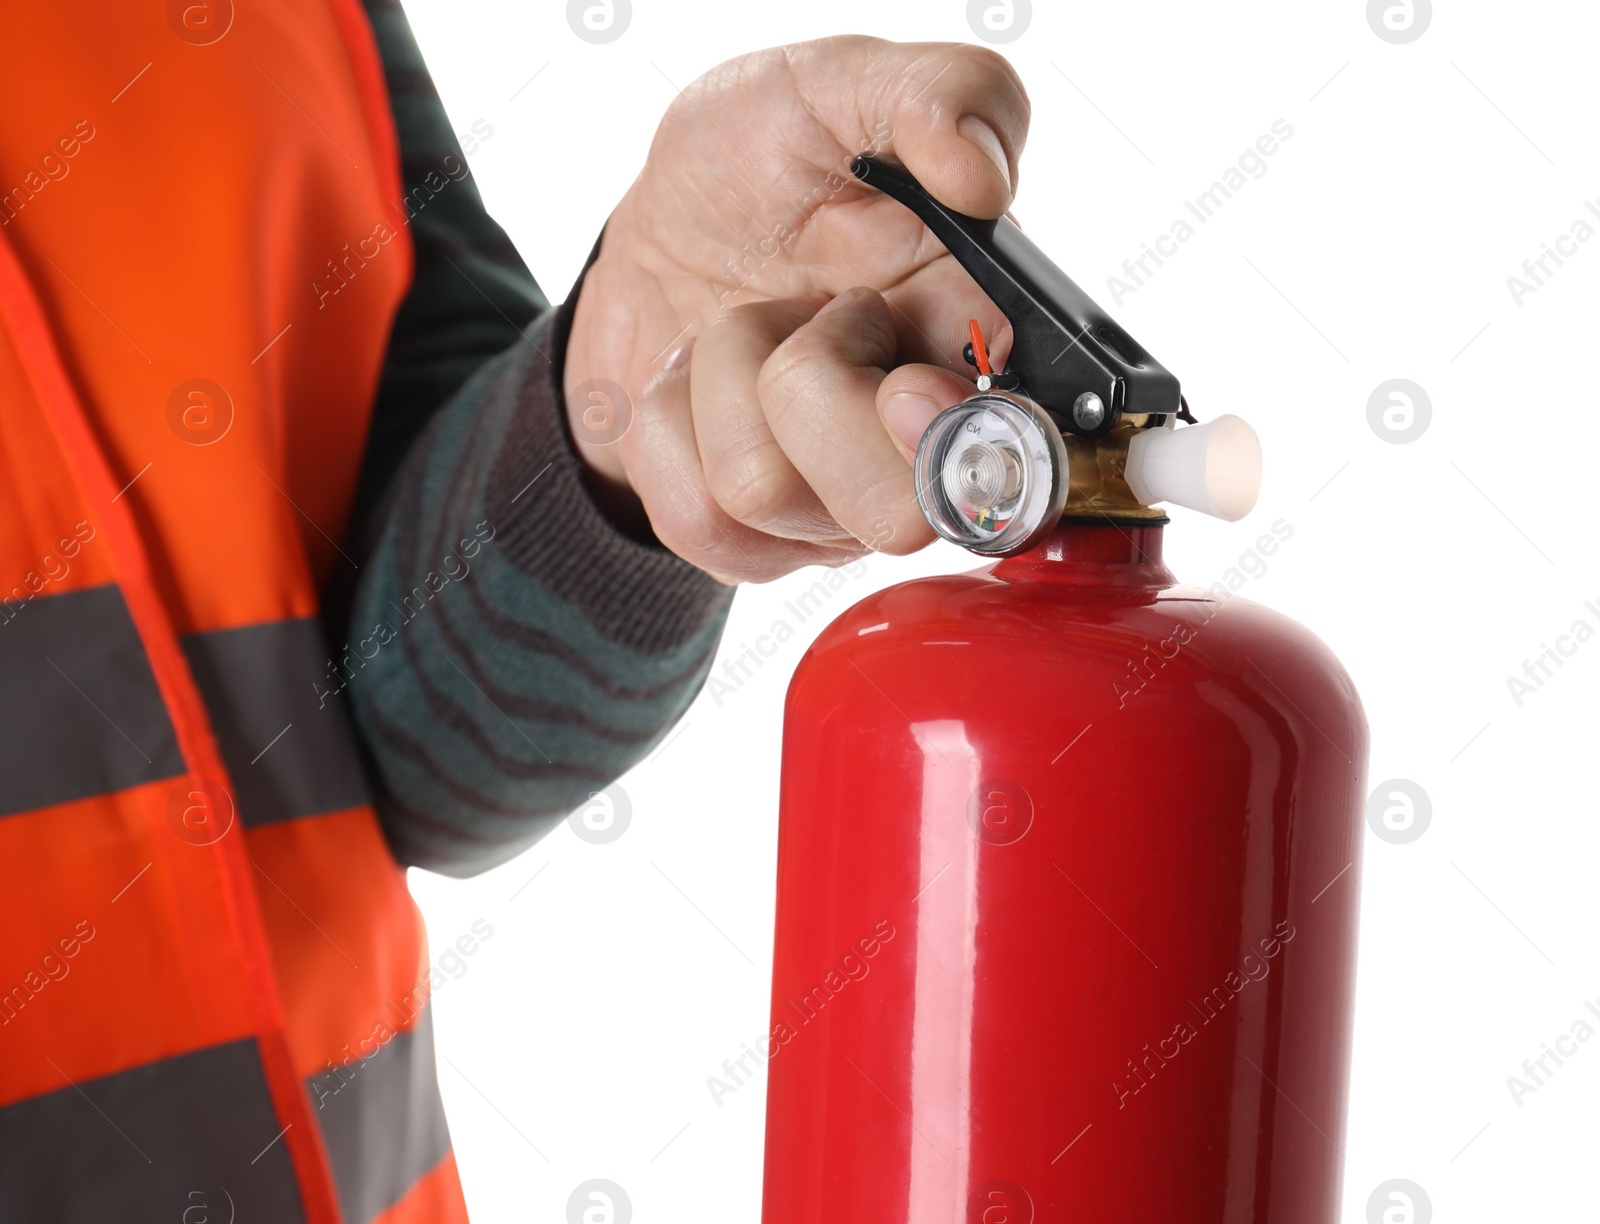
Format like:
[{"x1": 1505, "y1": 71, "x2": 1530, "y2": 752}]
[
  {"x1": 660, "y1": 338, "x2": 695, "y2": 371},
  {"x1": 957, "y1": 114, "x2": 1011, "y2": 193},
  {"x1": 815, "y1": 288, "x2": 859, "y2": 319},
  {"x1": 883, "y1": 393, "x2": 941, "y2": 454}
]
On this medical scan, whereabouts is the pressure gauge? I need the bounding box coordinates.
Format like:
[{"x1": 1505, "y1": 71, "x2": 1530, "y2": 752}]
[{"x1": 913, "y1": 394, "x2": 1069, "y2": 557}]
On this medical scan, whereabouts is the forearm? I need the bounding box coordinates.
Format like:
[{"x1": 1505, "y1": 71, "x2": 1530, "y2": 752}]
[
  {"x1": 340, "y1": 0, "x2": 733, "y2": 875},
  {"x1": 339, "y1": 293, "x2": 732, "y2": 876}
]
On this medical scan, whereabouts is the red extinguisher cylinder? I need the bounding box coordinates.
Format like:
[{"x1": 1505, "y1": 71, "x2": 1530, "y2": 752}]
[{"x1": 760, "y1": 521, "x2": 1367, "y2": 1223}]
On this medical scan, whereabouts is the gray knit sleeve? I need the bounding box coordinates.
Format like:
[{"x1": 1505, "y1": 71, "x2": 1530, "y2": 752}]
[{"x1": 338, "y1": 0, "x2": 733, "y2": 875}]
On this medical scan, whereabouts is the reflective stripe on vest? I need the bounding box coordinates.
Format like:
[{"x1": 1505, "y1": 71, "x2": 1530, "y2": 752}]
[{"x1": 0, "y1": 4, "x2": 466, "y2": 1220}]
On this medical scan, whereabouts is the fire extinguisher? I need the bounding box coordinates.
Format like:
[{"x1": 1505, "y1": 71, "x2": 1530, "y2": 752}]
[{"x1": 759, "y1": 157, "x2": 1368, "y2": 1222}]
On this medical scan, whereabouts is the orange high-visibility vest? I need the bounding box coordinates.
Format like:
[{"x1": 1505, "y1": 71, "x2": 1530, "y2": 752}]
[{"x1": 0, "y1": 4, "x2": 469, "y2": 1221}]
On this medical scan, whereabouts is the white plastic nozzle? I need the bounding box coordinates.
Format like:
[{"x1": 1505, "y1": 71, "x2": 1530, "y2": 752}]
[{"x1": 1123, "y1": 414, "x2": 1262, "y2": 522}]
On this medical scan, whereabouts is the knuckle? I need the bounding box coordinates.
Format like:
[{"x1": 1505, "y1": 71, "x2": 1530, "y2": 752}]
[
  {"x1": 945, "y1": 42, "x2": 1003, "y2": 75},
  {"x1": 647, "y1": 497, "x2": 731, "y2": 569},
  {"x1": 705, "y1": 299, "x2": 798, "y2": 344},
  {"x1": 704, "y1": 306, "x2": 752, "y2": 337},
  {"x1": 705, "y1": 440, "x2": 795, "y2": 527},
  {"x1": 649, "y1": 517, "x2": 712, "y2": 568},
  {"x1": 966, "y1": 42, "x2": 1019, "y2": 85},
  {"x1": 953, "y1": 43, "x2": 1025, "y2": 94},
  {"x1": 700, "y1": 308, "x2": 757, "y2": 356},
  {"x1": 758, "y1": 342, "x2": 840, "y2": 428},
  {"x1": 908, "y1": 45, "x2": 1030, "y2": 125}
]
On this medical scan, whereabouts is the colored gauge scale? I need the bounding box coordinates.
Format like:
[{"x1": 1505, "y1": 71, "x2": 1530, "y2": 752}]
[{"x1": 913, "y1": 393, "x2": 1068, "y2": 556}]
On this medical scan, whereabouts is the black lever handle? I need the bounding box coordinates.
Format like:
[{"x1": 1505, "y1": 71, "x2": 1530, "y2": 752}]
[{"x1": 851, "y1": 156, "x2": 1181, "y2": 433}]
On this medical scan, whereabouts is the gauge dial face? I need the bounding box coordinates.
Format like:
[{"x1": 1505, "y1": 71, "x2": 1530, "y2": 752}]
[{"x1": 912, "y1": 394, "x2": 1068, "y2": 556}]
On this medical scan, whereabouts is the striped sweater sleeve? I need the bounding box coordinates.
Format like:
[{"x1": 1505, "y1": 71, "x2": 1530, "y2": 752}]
[{"x1": 333, "y1": 0, "x2": 734, "y2": 876}]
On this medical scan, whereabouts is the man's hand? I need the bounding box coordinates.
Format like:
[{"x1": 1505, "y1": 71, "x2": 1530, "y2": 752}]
[{"x1": 562, "y1": 36, "x2": 1029, "y2": 583}]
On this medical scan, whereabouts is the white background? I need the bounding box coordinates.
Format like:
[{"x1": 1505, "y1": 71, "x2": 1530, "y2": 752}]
[{"x1": 399, "y1": 1, "x2": 1600, "y2": 1220}]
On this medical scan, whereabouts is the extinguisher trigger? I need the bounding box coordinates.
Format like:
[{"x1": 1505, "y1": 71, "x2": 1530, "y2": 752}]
[
  {"x1": 854, "y1": 155, "x2": 1264, "y2": 527},
  {"x1": 852, "y1": 155, "x2": 1181, "y2": 436}
]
